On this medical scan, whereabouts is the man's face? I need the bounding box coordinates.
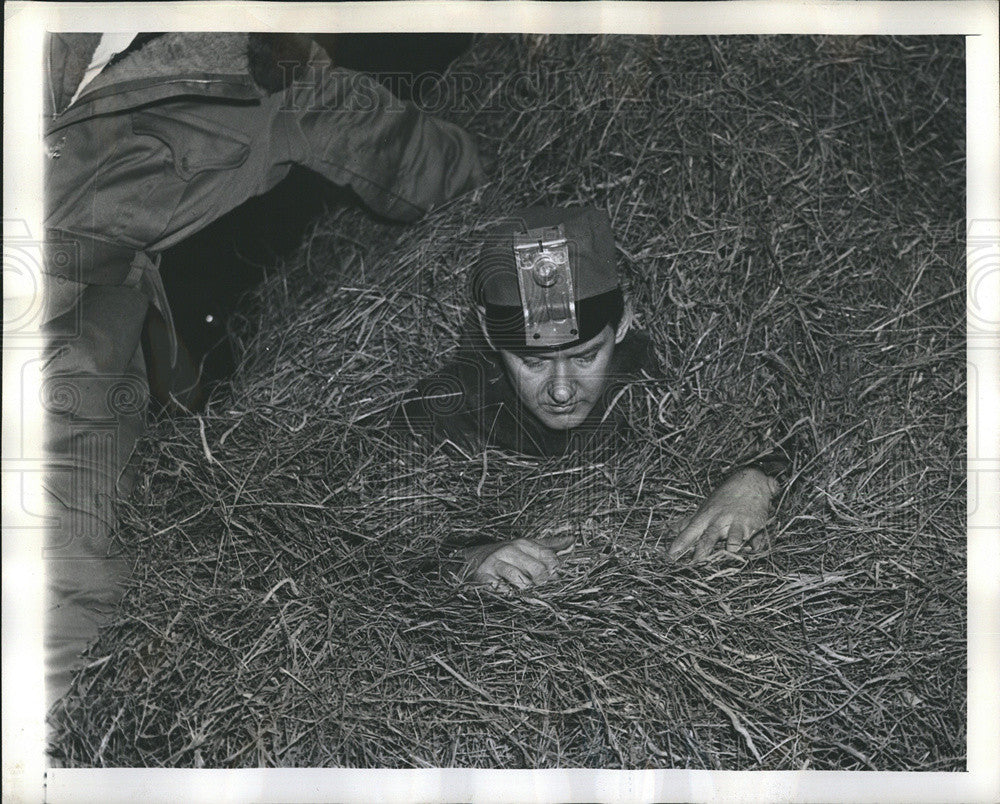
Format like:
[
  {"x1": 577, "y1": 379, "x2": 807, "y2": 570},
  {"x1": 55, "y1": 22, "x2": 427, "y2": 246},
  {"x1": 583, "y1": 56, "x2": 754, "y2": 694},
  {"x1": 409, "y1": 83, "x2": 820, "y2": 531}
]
[{"x1": 497, "y1": 325, "x2": 621, "y2": 431}]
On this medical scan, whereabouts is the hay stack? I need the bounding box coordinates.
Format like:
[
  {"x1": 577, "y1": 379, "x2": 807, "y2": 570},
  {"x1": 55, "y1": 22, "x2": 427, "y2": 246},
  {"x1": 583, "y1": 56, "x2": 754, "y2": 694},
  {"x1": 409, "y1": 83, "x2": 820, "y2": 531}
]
[{"x1": 50, "y1": 35, "x2": 965, "y2": 770}]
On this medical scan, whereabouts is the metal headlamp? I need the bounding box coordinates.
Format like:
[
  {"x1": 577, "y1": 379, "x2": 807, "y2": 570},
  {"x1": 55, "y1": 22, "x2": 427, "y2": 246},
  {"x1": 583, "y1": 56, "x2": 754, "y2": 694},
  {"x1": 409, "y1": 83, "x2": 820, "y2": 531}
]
[{"x1": 513, "y1": 224, "x2": 579, "y2": 347}]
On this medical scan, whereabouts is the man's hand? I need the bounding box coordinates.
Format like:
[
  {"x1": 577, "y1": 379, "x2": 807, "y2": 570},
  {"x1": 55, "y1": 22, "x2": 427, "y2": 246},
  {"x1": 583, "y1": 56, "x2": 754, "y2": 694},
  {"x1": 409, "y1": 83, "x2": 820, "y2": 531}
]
[
  {"x1": 667, "y1": 468, "x2": 779, "y2": 563},
  {"x1": 458, "y1": 533, "x2": 576, "y2": 590}
]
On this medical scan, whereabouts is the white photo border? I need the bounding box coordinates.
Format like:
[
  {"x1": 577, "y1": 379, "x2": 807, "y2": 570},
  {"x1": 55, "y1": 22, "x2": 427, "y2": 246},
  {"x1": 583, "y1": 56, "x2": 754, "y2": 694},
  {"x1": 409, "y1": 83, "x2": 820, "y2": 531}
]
[{"x1": 3, "y1": 2, "x2": 998, "y2": 802}]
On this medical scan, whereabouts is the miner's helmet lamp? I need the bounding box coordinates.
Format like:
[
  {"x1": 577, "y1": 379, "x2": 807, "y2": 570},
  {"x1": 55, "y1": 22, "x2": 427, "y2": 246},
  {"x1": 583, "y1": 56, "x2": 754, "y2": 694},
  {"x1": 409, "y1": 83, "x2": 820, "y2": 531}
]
[{"x1": 470, "y1": 206, "x2": 625, "y2": 352}]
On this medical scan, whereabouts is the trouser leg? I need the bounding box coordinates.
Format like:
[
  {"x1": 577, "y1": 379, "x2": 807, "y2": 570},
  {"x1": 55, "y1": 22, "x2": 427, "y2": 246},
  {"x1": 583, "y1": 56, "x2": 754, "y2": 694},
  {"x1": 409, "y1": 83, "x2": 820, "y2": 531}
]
[{"x1": 42, "y1": 280, "x2": 150, "y2": 710}]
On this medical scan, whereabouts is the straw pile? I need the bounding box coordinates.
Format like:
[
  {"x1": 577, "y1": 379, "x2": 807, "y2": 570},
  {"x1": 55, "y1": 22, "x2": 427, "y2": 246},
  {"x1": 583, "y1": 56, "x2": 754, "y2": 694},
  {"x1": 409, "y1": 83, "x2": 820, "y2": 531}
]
[{"x1": 50, "y1": 34, "x2": 965, "y2": 769}]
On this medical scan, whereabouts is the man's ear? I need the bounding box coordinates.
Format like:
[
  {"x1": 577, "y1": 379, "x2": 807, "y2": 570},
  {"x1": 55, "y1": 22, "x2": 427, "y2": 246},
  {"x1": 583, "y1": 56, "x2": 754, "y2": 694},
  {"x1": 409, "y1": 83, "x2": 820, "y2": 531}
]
[
  {"x1": 476, "y1": 305, "x2": 498, "y2": 351},
  {"x1": 614, "y1": 300, "x2": 633, "y2": 345}
]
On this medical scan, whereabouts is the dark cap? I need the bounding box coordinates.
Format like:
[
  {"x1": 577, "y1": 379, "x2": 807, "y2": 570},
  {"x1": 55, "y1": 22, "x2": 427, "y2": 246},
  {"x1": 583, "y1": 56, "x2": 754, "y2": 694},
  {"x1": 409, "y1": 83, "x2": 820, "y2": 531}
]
[{"x1": 470, "y1": 206, "x2": 623, "y2": 351}]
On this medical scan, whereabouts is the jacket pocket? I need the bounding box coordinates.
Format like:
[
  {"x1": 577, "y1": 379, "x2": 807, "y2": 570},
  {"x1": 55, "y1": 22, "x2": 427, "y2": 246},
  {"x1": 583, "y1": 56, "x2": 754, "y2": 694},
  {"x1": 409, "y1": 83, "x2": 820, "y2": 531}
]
[{"x1": 131, "y1": 107, "x2": 251, "y2": 181}]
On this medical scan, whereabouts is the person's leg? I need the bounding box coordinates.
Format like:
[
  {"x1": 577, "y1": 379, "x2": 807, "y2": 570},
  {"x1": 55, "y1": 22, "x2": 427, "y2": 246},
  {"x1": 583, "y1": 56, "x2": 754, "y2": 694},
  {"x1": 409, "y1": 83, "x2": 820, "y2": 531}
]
[{"x1": 42, "y1": 279, "x2": 149, "y2": 710}]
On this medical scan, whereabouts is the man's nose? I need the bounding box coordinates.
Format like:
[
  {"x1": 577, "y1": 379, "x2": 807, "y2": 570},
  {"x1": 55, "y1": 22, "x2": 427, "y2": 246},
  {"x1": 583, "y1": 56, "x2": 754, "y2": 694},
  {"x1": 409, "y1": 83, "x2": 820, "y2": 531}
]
[{"x1": 546, "y1": 364, "x2": 575, "y2": 403}]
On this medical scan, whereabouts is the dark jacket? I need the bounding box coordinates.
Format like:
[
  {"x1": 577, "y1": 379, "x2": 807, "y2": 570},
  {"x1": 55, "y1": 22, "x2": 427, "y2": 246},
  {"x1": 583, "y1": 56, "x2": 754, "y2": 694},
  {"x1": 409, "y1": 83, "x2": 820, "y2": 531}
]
[
  {"x1": 394, "y1": 325, "x2": 661, "y2": 457},
  {"x1": 395, "y1": 324, "x2": 796, "y2": 480}
]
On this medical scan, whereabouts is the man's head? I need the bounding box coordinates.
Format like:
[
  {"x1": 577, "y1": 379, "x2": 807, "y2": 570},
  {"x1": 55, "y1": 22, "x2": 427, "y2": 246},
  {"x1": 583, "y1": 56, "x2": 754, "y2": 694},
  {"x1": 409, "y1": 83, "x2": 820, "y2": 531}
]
[{"x1": 470, "y1": 206, "x2": 631, "y2": 430}]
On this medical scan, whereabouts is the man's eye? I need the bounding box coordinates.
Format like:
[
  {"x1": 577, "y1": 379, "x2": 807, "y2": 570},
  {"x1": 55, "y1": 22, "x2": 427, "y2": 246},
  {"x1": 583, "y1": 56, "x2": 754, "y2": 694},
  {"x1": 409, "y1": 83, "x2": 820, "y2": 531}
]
[
  {"x1": 522, "y1": 358, "x2": 544, "y2": 370},
  {"x1": 574, "y1": 353, "x2": 597, "y2": 365}
]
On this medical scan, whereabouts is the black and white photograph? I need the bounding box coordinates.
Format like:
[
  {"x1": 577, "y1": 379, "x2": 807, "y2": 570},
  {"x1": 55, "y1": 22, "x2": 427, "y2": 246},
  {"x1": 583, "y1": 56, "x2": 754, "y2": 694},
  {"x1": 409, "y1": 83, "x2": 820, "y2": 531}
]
[{"x1": 3, "y1": 2, "x2": 998, "y2": 802}]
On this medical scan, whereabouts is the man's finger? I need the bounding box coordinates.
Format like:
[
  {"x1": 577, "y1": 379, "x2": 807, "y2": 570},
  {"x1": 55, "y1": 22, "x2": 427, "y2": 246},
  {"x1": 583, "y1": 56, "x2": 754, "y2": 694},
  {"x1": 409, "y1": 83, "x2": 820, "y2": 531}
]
[
  {"x1": 496, "y1": 561, "x2": 531, "y2": 589},
  {"x1": 667, "y1": 512, "x2": 710, "y2": 560},
  {"x1": 726, "y1": 521, "x2": 748, "y2": 553},
  {"x1": 507, "y1": 552, "x2": 550, "y2": 583},
  {"x1": 512, "y1": 542, "x2": 558, "y2": 574},
  {"x1": 692, "y1": 522, "x2": 725, "y2": 563},
  {"x1": 533, "y1": 533, "x2": 576, "y2": 554}
]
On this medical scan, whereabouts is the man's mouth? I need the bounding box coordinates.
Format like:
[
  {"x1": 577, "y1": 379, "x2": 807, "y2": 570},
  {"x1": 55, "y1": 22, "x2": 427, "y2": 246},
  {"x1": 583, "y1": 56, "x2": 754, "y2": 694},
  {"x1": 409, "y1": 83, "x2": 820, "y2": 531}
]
[{"x1": 543, "y1": 402, "x2": 579, "y2": 415}]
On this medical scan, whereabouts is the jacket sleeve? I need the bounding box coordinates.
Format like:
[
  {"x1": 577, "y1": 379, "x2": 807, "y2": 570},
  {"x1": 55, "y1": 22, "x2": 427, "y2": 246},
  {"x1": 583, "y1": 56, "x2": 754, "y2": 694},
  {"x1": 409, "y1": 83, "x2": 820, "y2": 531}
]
[{"x1": 291, "y1": 56, "x2": 486, "y2": 223}]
